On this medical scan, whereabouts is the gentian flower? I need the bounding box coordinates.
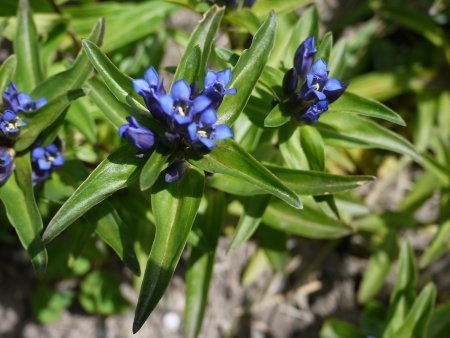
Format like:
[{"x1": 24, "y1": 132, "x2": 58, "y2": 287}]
[
  {"x1": 0, "y1": 147, "x2": 14, "y2": 185},
  {"x1": 119, "y1": 116, "x2": 158, "y2": 152},
  {"x1": 203, "y1": 68, "x2": 237, "y2": 109},
  {"x1": 187, "y1": 108, "x2": 233, "y2": 152},
  {"x1": 281, "y1": 36, "x2": 347, "y2": 124},
  {"x1": 133, "y1": 67, "x2": 167, "y2": 123},
  {"x1": 0, "y1": 110, "x2": 27, "y2": 139},
  {"x1": 31, "y1": 143, "x2": 64, "y2": 184},
  {"x1": 159, "y1": 80, "x2": 211, "y2": 127},
  {"x1": 2, "y1": 82, "x2": 47, "y2": 113},
  {"x1": 294, "y1": 36, "x2": 317, "y2": 78},
  {"x1": 243, "y1": 0, "x2": 256, "y2": 7},
  {"x1": 125, "y1": 66, "x2": 235, "y2": 182}
]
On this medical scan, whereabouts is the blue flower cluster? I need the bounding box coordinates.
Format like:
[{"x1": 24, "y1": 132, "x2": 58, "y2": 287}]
[
  {"x1": 119, "y1": 67, "x2": 235, "y2": 182},
  {"x1": 31, "y1": 143, "x2": 64, "y2": 185},
  {"x1": 282, "y1": 36, "x2": 347, "y2": 123},
  {"x1": 0, "y1": 82, "x2": 61, "y2": 185},
  {"x1": 207, "y1": 0, "x2": 255, "y2": 9}
]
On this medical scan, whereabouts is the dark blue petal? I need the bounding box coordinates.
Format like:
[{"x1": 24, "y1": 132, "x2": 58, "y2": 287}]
[
  {"x1": 144, "y1": 66, "x2": 159, "y2": 87},
  {"x1": 133, "y1": 79, "x2": 150, "y2": 95},
  {"x1": 172, "y1": 80, "x2": 191, "y2": 102},
  {"x1": 213, "y1": 124, "x2": 233, "y2": 140},
  {"x1": 282, "y1": 68, "x2": 299, "y2": 95},
  {"x1": 311, "y1": 59, "x2": 328, "y2": 78},
  {"x1": 199, "y1": 108, "x2": 217, "y2": 126},
  {"x1": 323, "y1": 78, "x2": 347, "y2": 103},
  {"x1": 199, "y1": 137, "x2": 216, "y2": 150},
  {"x1": 164, "y1": 160, "x2": 186, "y2": 183},
  {"x1": 294, "y1": 36, "x2": 317, "y2": 77}
]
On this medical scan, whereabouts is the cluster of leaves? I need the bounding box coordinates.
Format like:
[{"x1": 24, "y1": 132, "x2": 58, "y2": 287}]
[{"x1": 0, "y1": 0, "x2": 449, "y2": 337}]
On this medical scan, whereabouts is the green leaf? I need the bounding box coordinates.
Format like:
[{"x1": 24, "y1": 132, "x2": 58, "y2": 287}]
[
  {"x1": 173, "y1": 6, "x2": 224, "y2": 85},
  {"x1": 0, "y1": 54, "x2": 17, "y2": 95},
  {"x1": 81, "y1": 39, "x2": 154, "y2": 123},
  {"x1": 279, "y1": 123, "x2": 308, "y2": 169},
  {"x1": 300, "y1": 125, "x2": 325, "y2": 171},
  {"x1": 262, "y1": 198, "x2": 351, "y2": 239},
  {"x1": 42, "y1": 146, "x2": 145, "y2": 243},
  {"x1": 329, "y1": 92, "x2": 406, "y2": 126},
  {"x1": 358, "y1": 230, "x2": 397, "y2": 303},
  {"x1": 217, "y1": 11, "x2": 277, "y2": 125},
  {"x1": 264, "y1": 103, "x2": 291, "y2": 127},
  {"x1": 225, "y1": 9, "x2": 261, "y2": 35},
  {"x1": 328, "y1": 38, "x2": 347, "y2": 78},
  {"x1": 258, "y1": 225, "x2": 287, "y2": 272},
  {"x1": 0, "y1": 153, "x2": 47, "y2": 274},
  {"x1": 80, "y1": 270, "x2": 129, "y2": 315},
  {"x1": 84, "y1": 201, "x2": 141, "y2": 276},
  {"x1": 384, "y1": 241, "x2": 417, "y2": 337},
  {"x1": 208, "y1": 164, "x2": 375, "y2": 196},
  {"x1": 188, "y1": 139, "x2": 301, "y2": 209},
  {"x1": 31, "y1": 18, "x2": 105, "y2": 101},
  {"x1": 31, "y1": 286, "x2": 74, "y2": 324},
  {"x1": 316, "y1": 31, "x2": 333, "y2": 63},
  {"x1": 86, "y1": 76, "x2": 130, "y2": 128},
  {"x1": 388, "y1": 283, "x2": 436, "y2": 338},
  {"x1": 317, "y1": 113, "x2": 420, "y2": 161},
  {"x1": 172, "y1": 45, "x2": 201, "y2": 85},
  {"x1": 139, "y1": 147, "x2": 170, "y2": 191},
  {"x1": 133, "y1": 166, "x2": 204, "y2": 333},
  {"x1": 14, "y1": 0, "x2": 43, "y2": 91},
  {"x1": 428, "y1": 302, "x2": 450, "y2": 338},
  {"x1": 252, "y1": 0, "x2": 314, "y2": 19},
  {"x1": 320, "y1": 319, "x2": 365, "y2": 338},
  {"x1": 228, "y1": 194, "x2": 271, "y2": 251},
  {"x1": 184, "y1": 192, "x2": 225, "y2": 338},
  {"x1": 15, "y1": 89, "x2": 84, "y2": 152}
]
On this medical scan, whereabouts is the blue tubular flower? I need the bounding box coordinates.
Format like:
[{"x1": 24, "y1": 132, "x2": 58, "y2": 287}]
[
  {"x1": 298, "y1": 100, "x2": 328, "y2": 124},
  {"x1": 203, "y1": 68, "x2": 237, "y2": 109},
  {"x1": 242, "y1": 0, "x2": 256, "y2": 7},
  {"x1": 31, "y1": 143, "x2": 64, "y2": 184},
  {"x1": 2, "y1": 82, "x2": 47, "y2": 113},
  {"x1": 164, "y1": 160, "x2": 187, "y2": 183},
  {"x1": 160, "y1": 80, "x2": 211, "y2": 127},
  {"x1": 187, "y1": 108, "x2": 233, "y2": 152},
  {"x1": 282, "y1": 68, "x2": 299, "y2": 96},
  {"x1": 119, "y1": 116, "x2": 158, "y2": 152},
  {"x1": 0, "y1": 147, "x2": 14, "y2": 184},
  {"x1": 298, "y1": 59, "x2": 346, "y2": 103},
  {"x1": 294, "y1": 36, "x2": 317, "y2": 78},
  {"x1": 0, "y1": 110, "x2": 27, "y2": 139},
  {"x1": 133, "y1": 66, "x2": 167, "y2": 123}
]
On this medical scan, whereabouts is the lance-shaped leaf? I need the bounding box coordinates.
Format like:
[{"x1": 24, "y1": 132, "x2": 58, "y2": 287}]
[
  {"x1": 173, "y1": 46, "x2": 201, "y2": 85},
  {"x1": 264, "y1": 103, "x2": 291, "y2": 127},
  {"x1": 0, "y1": 153, "x2": 47, "y2": 274},
  {"x1": 15, "y1": 89, "x2": 84, "y2": 152},
  {"x1": 328, "y1": 92, "x2": 406, "y2": 126},
  {"x1": 389, "y1": 283, "x2": 436, "y2": 338},
  {"x1": 83, "y1": 201, "x2": 141, "y2": 276},
  {"x1": 82, "y1": 39, "x2": 157, "y2": 125},
  {"x1": 0, "y1": 54, "x2": 17, "y2": 95},
  {"x1": 208, "y1": 165, "x2": 374, "y2": 196},
  {"x1": 188, "y1": 139, "x2": 301, "y2": 209},
  {"x1": 317, "y1": 113, "x2": 420, "y2": 161},
  {"x1": 42, "y1": 146, "x2": 145, "y2": 243},
  {"x1": 279, "y1": 122, "x2": 308, "y2": 169},
  {"x1": 316, "y1": 31, "x2": 333, "y2": 63},
  {"x1": 173, "y1": 6, "x2": 224, "y2": 85},
  {"x1": 139, "y1": 147, "x2": 170, "y2": 191},
  {"x1": 185, "y1": 192, "x2": 225, "y2": 338},
  {"x1": 133, "y1": 166, "x2": 204, "y2": 333},
  {"x1": 228, "y1": 194, "x2": 271, "y2": 251},
  {"x1": 384, "y1": 241, "x2": 417, "y2": 337},
  {"x1": 262, "y1": 198, "x2": 351, "y2": 239},
  {"x1": 31, "y1": 18, "x2": 105, "y2": 101},
  {"x1": 252, "y1": 0, "x2": 314, "y2": 18},
  {"x1": 217, "y1": 11, "x2": 277, "y2": 125},
  {"x1": 14, "y1": 0, "x2": 42, "y2": 91}
]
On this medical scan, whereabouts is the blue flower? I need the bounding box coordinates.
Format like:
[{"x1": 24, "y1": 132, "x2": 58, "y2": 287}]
[
  {"x1": 203, "y1": 68, "x2": 236, "y2": 109},
  {"x1": 164, "y1": 160, "x2": 187, "y2": 183},
  {"x1": 298, "y1": 59, "x2": 346, "y2": 103},
  {"x1": 294, "y1": 36, "x2": 317, "y2": 78},
  {"x1": 0, "y1": 110, "x2": 27, "y2": 139},
  {"x1": 282, "y1": 68, "x2": 299, "y2": 96},
  {"x1": 133, "y1": 66, "x2": 167, "y2": 124},
  {"x1": 187, "y1": 108, "x2": 233, "y2": 152},
  {"x1": 31, "y1": 143, "x2": 64, "y2": 184},
  {"x1": 2, "y1": 82, "x2": 47, "y2": 113},
  {"x1": 298, "y1": 100, "x2": 328, "y2": 124},
  {"x1": 243, "y1": 0, "x2": 256, "y2": 7},
  {"x1": 159, "y1": 80, "x2": 211, "y2": 127},
  {"x1": 119, "y1": 116, "x2": 158, "y2": 152},
  {"x1": 0, "y1": 147, "x2": 14, "y2": 185}
]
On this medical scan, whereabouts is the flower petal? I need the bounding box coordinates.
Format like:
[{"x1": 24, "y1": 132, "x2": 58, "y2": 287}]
[
  {"x1": 133, "y1": 79, "x2": 150, "y2": 95},
  {"x1": 213, "y1": 124, "x2": 233, "y2": 140},
  {"x1": 144, "y1": 66, "x2": 159, "y2": 87},
  {"x1": 199, "y1": 108, "x2": 217, "y2": 126},
  {"x1": 190, "y1": 95, "x2": 211, "y2": 115},
  {"x1": 172, "y1": 80, "x2": 191, "y2": 102}
]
